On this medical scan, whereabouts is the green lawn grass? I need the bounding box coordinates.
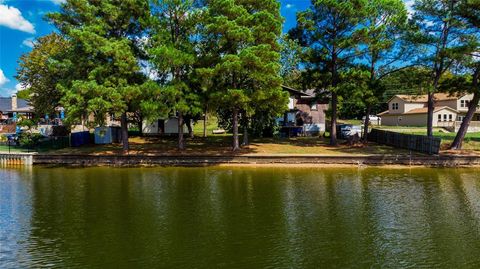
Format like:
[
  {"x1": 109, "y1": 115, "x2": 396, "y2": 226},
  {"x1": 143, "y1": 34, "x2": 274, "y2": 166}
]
[
  {"x1": 192, "y1": 114, "x2": 223, "y2": 136},
  {"x1": 385, "y1": 128, "x2": 480, "y2": 151}
]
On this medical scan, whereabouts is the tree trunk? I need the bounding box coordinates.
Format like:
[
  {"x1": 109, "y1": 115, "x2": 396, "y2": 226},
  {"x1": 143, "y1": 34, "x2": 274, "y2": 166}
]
[
  {"x1": 362, "y1": 105, "x2": 371, "y2": 143},
  {"x1": 186, "y1": 117, "x2": 194, "y2": 138},
  {"x1": 242, "y1": 119, "x2": 248, "y2": 146},
  {"x1": 178, "y1": 112, "x2": 185, "y2": 150},
  {"x1": 137, "y1": 114, "x2": 143, "y2": 137},
  {"x1": 330, "y1": 92, "x2": 338, "y2": 146},
  {"x1": 450, "y1": 92, "x2": 479, "y2": 149},
  {"x1": 203, "y1": 106, "x2": 207, "y2": 138},
  {"x1": 232, "y1": 108, "x2": 240, "y2": 151},
  {"x1": 427, "y1": 92, "x2": 435, "y2": 137},
  {"x1": 451, "y1": 68, "x2": 480, "y2": 149},
  {"x1": 120, "y1": 112, "x2": 129, "y2": 152}
]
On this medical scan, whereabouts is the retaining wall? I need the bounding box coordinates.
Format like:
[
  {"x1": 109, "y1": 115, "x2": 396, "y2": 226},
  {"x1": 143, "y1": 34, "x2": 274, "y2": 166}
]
[
  {"x1": 0, "y1": 153, "x2": 33, "y2": 165},
  {"x1": 32, "y1": 154, "x2": 480, "y2": 167}
]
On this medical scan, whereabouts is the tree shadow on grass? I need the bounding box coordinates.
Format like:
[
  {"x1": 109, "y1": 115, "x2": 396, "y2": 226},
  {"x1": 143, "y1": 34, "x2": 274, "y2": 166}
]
[{"x1": 45, "y1": 134, "x2": 424, "y2": 156}]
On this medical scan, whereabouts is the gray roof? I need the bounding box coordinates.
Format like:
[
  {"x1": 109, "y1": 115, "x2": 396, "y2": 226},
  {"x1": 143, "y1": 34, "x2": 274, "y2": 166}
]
[
  {"x1": 0, "y1": 97, "x2": 29, "y2": 112},
  {"x1": 282, "y1": 85, "x2": 329, "y2": 99}
]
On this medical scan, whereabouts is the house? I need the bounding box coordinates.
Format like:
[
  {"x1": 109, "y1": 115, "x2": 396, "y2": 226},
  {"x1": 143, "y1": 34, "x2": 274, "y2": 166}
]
[
  {"x1": 0, "y1": 94, "x2": 33, "y2": 122},
  {"x1": 142, "y1": 117, "x2": 190, "y2": 136},
  {"x1": 378, "y1": 93, "x2": 480, "y2": 131},
  {"x1": 278, "y1": 85, "x2": 329, "y2": 136}
]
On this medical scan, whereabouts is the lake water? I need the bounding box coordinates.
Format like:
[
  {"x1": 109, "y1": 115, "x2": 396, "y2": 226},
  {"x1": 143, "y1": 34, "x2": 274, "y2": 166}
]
[{"x1": 1, "y1": 166, "x2": 480, "y2": 268}]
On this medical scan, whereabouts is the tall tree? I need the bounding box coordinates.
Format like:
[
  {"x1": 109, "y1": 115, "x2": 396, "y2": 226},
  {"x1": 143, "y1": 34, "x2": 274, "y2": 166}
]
[
  {"x1": 17, "y1": 33, "x2": 70, "y2": 117},
  {"x1": 411, "y1": 0, "x2": 471, "y2": 137},
  {"x1": 201, "y1": 0, "x2": 287, "y2": 151},
  {"x1": 147, "y1": 0, "x2": 202, "y2": 150},
  {"x1": 450, "y1": 0, "x2": 480, "y2": 149},
  {"x1": 290, "y1": 0, "x2": 365, "y2": 146},
  {"x1": 358, "y1": 0, "x2": 408, "y2": 142},
  {"x1": 48, "y1": 0, "x2": 151, "y2": 152},
  {"x1": 279, "y1": 34, "x2": 302, "y2": 87}
]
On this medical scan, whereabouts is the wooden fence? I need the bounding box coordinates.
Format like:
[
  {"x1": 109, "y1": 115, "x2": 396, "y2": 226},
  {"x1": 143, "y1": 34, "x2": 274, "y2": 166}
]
[{"x1": 368, "y1": 129, "x2": 441, "y2": 155}]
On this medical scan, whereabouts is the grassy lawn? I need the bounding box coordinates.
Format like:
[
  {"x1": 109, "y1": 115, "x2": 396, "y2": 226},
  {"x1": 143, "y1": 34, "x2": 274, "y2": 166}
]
[
  {"x1": 338, "y1": 119, "x2": 363, "y2": 125},
  {"x1": 192, "y1": 114, "x2": 227, "y2": 136},
  {"x1": 381, "y1": 128, "x2": 480, "y2": 152},
  {"x1": 0, "y1": 145, "x2": 32, "y2": 153},
  {"x1": 17, "y1": 116, "x2": 478, "y2": 156},
  {"x1": 46, "y1": 135, "x2": 417, "y2": 156}
]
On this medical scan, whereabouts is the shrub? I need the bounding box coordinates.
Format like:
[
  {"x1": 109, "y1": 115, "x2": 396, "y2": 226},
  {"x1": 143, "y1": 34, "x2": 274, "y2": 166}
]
[{"x1": 18, "y1": 132, "x2": 43, "y2": 148}]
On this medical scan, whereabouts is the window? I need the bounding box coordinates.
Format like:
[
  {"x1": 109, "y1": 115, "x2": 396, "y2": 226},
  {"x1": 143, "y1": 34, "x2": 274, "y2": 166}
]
[
  {"x1": 443, "y1": 114, "x2": 447, "y2": 121},
  {"x1": 391, "y1": 103, "x2": 399, "y2": 110},
  {"x1": 458, "y1": 116, "x2": 464, "y2": 121},
  {"x1": 449, "y1": 114, "x2": 453, "y2": 121},
  {"x1": 310, "y1": 102, "x2": 318, "y2": 111},
  {"x1": 461, "y1": 100, "x2": 470, "y2": 108},
  {"x1": 438, "y1": 114, "x2": 442, "y2": 121}
]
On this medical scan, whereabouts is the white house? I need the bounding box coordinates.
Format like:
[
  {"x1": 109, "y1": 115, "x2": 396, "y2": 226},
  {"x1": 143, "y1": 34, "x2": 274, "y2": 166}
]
[{"x1": 378, "y1": 93, "x2": 480, "y2": 131}]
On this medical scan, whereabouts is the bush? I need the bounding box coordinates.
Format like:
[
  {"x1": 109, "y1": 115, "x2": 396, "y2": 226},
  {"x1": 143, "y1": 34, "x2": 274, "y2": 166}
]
[{"x1": 18, "y1": 132, "x2": 43, "y2": 148}]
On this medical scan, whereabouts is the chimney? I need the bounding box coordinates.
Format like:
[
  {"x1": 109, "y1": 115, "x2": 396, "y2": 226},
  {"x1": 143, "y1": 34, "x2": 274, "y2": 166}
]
[{"x1": 11, "y1": 94, "x2": 17, "y2": 110}]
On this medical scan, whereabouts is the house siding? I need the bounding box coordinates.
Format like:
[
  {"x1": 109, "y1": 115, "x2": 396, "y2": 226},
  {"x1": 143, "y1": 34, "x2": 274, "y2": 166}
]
[{"x1": 381, "y1": 108, "x2": 457, "y2": 127}]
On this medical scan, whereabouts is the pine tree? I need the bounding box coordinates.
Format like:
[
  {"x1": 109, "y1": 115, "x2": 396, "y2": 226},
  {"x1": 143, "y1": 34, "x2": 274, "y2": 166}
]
[
  {"x1": 410, "y1": 0, "x2": 471, "y2": 137},
  {"x1": 358, "y1": 0, "x2": 409, "y2": 142},
  {"x1": 48, "y1": 0, "x2": 151, "y2": 152},
  {"x1": 290, "y1": 0, "x2": 365, "y2": 146},
  {"x1": 450, "y1": 0, "x2": 480, "y2": 149},
  {"x1": 146, "y1": 0, "x2": 202, "y2": 150},
  {"x1": 17, "y1": 33, "x2": 70, "y2": 117},
  {"x1": 201, "y1": 0, "x2": 287, "y2": 151}
]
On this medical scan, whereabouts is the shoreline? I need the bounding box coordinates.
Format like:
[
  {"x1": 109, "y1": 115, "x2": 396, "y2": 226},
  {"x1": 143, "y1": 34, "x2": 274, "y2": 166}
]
[{"x1": 12, "y1": 153, "x2": 480, "y2": 167}]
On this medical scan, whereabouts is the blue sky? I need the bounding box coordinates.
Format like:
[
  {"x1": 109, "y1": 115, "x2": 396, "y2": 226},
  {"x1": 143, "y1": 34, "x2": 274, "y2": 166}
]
[{"x1": 0, "y1": 0, "x2": 410, "y2": 97}]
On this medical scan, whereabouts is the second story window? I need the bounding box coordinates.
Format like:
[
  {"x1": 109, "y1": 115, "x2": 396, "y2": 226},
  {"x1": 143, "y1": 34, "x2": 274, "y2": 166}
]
[
  {"x1": 461, "y1": 100, "x2": 470, "y2": 108},
  {"x1": 391, "y1": 103, "x2": 399, "y2": 110}
]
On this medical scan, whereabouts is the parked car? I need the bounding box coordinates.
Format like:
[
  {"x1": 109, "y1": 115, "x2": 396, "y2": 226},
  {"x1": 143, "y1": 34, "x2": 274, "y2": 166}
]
[
  {"x1": 336, "y1": 124, "x2": 362, "y2": 139},
  {"x1": 362, "y1": 115, "x2": 381, "y2": 125}
]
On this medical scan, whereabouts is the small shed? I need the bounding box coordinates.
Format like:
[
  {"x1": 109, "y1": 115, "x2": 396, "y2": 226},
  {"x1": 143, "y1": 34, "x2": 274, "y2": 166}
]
[
  {"x1": 142, "y1": 118, "x2": 189, "y2": 136},
  {"x1": 94, "y1": 126, "x2": 122, "y2": 144}
]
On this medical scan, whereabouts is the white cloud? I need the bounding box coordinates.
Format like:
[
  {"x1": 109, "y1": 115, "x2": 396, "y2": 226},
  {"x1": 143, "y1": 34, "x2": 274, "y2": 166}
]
[
  {"x1": 22, "y1": 37, "x2": 35, "y2": 48},
  {"x1": 0, "y1": 4, "x2": 35, "y2": 33},
  {"x1": 285, "y1": 4, "x2": 295, "y2": 9},
  {"x1": 50, "y1": 0, "x2": 66, "y2": 5},
  {"x1": 0, "y1": 69, "x2": 9, "y2": 86},
  {"x1": 15, "y1": 83, "x2": 29, "y2": 91}
]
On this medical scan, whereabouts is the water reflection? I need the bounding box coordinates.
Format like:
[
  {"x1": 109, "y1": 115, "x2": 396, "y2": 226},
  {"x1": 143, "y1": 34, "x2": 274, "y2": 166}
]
[{"x1": 0, "y1": 167, "x2": 479, "y2": 268}]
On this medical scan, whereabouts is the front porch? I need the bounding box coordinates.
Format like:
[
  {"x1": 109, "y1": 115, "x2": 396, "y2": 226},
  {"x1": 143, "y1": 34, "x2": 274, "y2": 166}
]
[{"x1": 437, "y1": 120, "x2": 480, "y2": 132}]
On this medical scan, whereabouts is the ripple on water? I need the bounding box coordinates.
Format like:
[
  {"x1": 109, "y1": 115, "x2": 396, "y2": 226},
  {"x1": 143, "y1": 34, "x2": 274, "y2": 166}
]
[{"x1": 0, "y1": 167, "x2": 480, "y2": 268}]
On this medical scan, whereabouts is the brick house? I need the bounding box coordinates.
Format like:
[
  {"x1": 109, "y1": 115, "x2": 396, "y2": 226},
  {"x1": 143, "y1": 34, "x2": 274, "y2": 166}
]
[{"x1": 279, "y1": 85, "x2": 329, "y2": 135}]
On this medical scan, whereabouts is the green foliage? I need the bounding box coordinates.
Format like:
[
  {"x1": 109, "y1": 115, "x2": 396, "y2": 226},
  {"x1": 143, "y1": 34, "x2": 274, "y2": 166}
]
[
  {"x1": 408, "y1": 0, "x2": 474, "y2": 88},
  {"x1": 18, "y1": 132, "x2": 43, "y2": 148},
  {"x1": 357, "y1": 0, "x2": 409, "y2": 105},
  {"x1": 47, "y1": 0, "x2": 151, "y2": 127},
  {"x1": 200, "y1": 0, "x2": 288, "y2": 147},
  {"x1": 16, "y1": 33, "x2": 70, "y2": 116},
  {"x1": 17, "y1": 119, "x2": 35, "y2": 129},
  {"x1": 144, "y1": 0, "x2": 203, "y2": 121},
  {"x1": 280, "y1": 34, "x2": 302, "y2": 86},
  {"x1": 16, "y1": 89, "x2": 31, "y2": 100}
]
